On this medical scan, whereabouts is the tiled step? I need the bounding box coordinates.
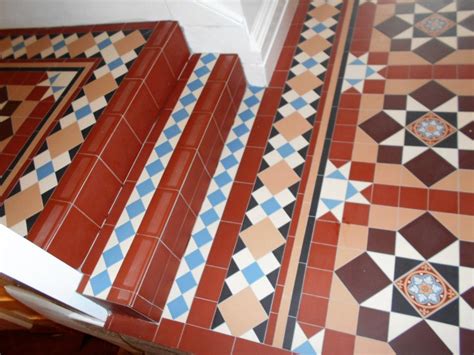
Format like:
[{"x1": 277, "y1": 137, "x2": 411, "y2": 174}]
[
  {"x1": 78, "y1": 53, "x2": 246, "y2": 322},
  {"x1": 26, "y1": 22, "x2": 190, "y2": 268}
]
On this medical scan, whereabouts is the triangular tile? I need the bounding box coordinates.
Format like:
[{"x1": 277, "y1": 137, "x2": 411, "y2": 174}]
[
  {"x1": 368, "y1": 251, "x2": 396, "y2": 279},
  {"x1": 407, "y1": 95, "x2": 429, "y2": 111},
  {"x1": 309, "y1": 328, "x2": 325, "y2": 354},
  {"x1": 382, "y1": 130, "x2": 405, "y2": 146},
  {"x1": 291, "y1": 322, "x2": 307, "y2": 350},
  {"x1": 459, "y1": 297, "x2": 473, "y2": 330},
  {"x1": 434, "y1": 97, "x2": 458, "y2": 112},
  {"x1": 401, "y1": 146, "x2": 428, "y2": 164},
  {"x1": 361, "y1": 284, "x2": 393, "y2": 312},
  {"x1": 395, "y1": 233, "x2": 425, "y2": 261},
  {"x1": 388, "y1": 312, "x2": 422, "y2": 342},
  {"x1": 426, "y1": 319, "x2": 460, "y2": 354},
  {"x1": 431, "y1": 147, "x2": 458, "y2": 167},
  {"x1": 429, "y1": 241, "x2": 459, "y2": 266},
  {"x1": 428, "y1": 299, "x2": 459, "y2": 326},
  {"x1": 458, "y1": 266, "x2": 472, "y2": 294}
]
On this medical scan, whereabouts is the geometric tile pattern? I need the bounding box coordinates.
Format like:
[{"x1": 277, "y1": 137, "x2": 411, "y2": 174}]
[
  {"x1": 342, "y1": 53, "x2": 385, "y2": 93},
  {"x1": 163, "y1": 86, "x2": 264, "y2": 322},
  {"x1": 84, "y1": 54, "x2": 218, "y2": 299},
  {"x1": 211, "y1": 0, "x2": 342, "y2": 343},
  {"x1": 0, "y1": 29, "x2": 149, "y2": 236}
]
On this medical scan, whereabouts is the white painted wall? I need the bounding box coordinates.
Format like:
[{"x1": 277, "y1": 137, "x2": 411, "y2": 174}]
[{"x1": 0, "y1": 0, "x2": 296, "y2": 86}]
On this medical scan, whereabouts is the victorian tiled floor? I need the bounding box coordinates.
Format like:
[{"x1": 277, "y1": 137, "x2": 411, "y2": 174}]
[{"x1": 0, "y1": 0, "x2": 473, "y2": 354}]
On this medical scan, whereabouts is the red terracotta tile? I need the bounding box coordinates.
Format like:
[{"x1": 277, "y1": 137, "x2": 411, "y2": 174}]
[
  {"x1": 410, "y1": 65, "x2": 433, "y2": 79},
  {"x1": 337, "y1": 109, "x2": 359, "y2": 125},
  {"x1": 322, "y1": 330, "x2": 355, "y2": 355},
  {"x1": 209, "y1": 54, "x2": 238, "y2": 82},
  {"x1": 264, "y1": 312, "x2": 278, "y2": 346},
  {"x1": 179, "y1": 325, "x2": 235, "y2": 355},
  {"x1": 207, "y1": 222, "x2": 241, "y2": 268},
  {"x1": 0, "y1": 153, "x2": 14, "y2": 176},
  {"x1": 195, "y1": 265, "x2": 227, "y2": 302},
  {"x1": 259, "y1": 87, "x2": 283, "y2": 116},
  {"x1": 80, "y1": 224, "x2": 113, "y2": 275},
  {"x1": 387, "y1": 65, "x2": 410, "y2": 79},
  {"x1": 313, "y1": 220, "x2": 340, "y2": 245},
  {"x1": 145, "y1": 53, "x2": 176, "y2": 108},
  {"x1": 126, "y1": 142, "x2": 155, "y2": 183},
  {"x1": 154, "y1": 318, "x2": 184, "y2": 349},
  {"x1": 75, "y1": 159, "x2": 121, "y2": 226},
  {"x1": 146, "y1": 22, "x2": 177, "y2": 48},
  {"x1": 363, "y1": 80, "x2": 385, "y2": 93},
  {"x1": 187, "y1": 298, "x2": 216, "y2": 328},
  {"x1": 339, "y1": 93, "x2": 361, "y2": 109},
  {"x1": 372, "y1": 184, "x2": 399, "y2": 207},
  {"x1": 284, "y1": 24, "x2": 303, "y2": 47},
  {"x1": 105, "y1": 79, "x2": 141, "y2": 115},
  {"x1": 298, "y1": 294, "x2": 328, "y2": 326},
  {"x1": 349, "y1": 161, "x2": 375, "y2": 182},
  {"x1": 429, "y1": 190, "x2": 458, "y2": 214},
  {"x1": 303, "y1": 267, "x2": 333, "y2": 298},
  {"x1": 433, "y1": 65, "x2": 457, "y2": 79},
  {"x1": 16, "y1": 117, "x2": 41, "y2": 136},
  {"x1": 79, "y1": 113, "x2": 120, "y2": 155},
  {"x1": 271, "y1": 285, "x2": 284, "y2": 313},
  {"x1": 277, "y1": 236, "x2": 294, "y2": 286},
  {"x1": 247, "y1": 114, "x2": 274, "y2": 148},
  {"x1": 151, "y1": 251, "x2": 180, "y2": 309},
  {"x1": 222, "y1": 182, "x2": 253, "y2": 224},
  {"x1": 308, "y1": 242, "x2": 336, "y2": 271},
  {"x1": 289, "y1": 196, "x2": 304, "y2": 237},
  {"x1": 127, "y1": 47, "x2": 161, "y2": 78},
  {"x1": 123, "y1": 83, "x2": 160, "y2": 142},
  {"x1": 270, "y1": 70, "x2": 289, "y2": 88},
  {"x1": 107, "y1": 287, "x2": 134, "y2": 306},
  {"x1": 351, "y1": 39, "x2": 371, "y2": 53},
  {"x1": 162, "y1": 26, "x2": 190, "y2": 78},
  {"x1": 47, "y1": 206, "x2": 100, "y2": 268},
  {"x1": 368, "y1": 52, "x2": 389, "y2": 65},
  {"x1": 342, "y1": 202, "x2": 370, "y2": 226},
  {"x1": 106, "y1": 314, "x2": 158, "y2": 342},
  {"x1": 159, "y1": 148, "x2": 195, "y2": 191},
  {"x1": 227, "y1": 60, "x2": 246, "y2": 104},
  {"x1": 329, "y1": 141, "x2": 353, "y2": 161},
  {"x1": 2, "y1": 135, "x2": 29, "y2": 155},
  {"x1": 234, "y1": 338, "x2": 290, "y2": 355},
  {"x1": 291, "y1": 3, "x2": 310, "y2": 26},
  {"x1": 458, "y1": 65, "x2": 474, "y2": 79},
  {"x1": 400, "y1": 187, "x2": 428, "y2": 210},
  {"x1": 333, "y1": 124, "x2": 356, "y2": 142},
  {"x1": 179, "y1": 54, "x2": 201, "y2": 81},
  {"x1": 276, "y1": 47, "x2": 296, "y2": 71},
  {"x1": 100, "y1": 118, "x2": 141, "y2": 182},
  {"x1": 460, "y1": 193, "x2": 474, "y2": 215},
  {"x1": 27, "y1": 200, "x2": 70, "y2": 248},
  {"x1": 213, "y1": 87, "x2": 233, "y2": 135},
  {"x1": 235, "y1": 146, "x2": 264, "y2": 183},
  {"x1": 194, "y1": 81, "x2": 226, "y2": 113},
  {"x1": 138, "y1": 188, "x2": 178, "y2": 238}
]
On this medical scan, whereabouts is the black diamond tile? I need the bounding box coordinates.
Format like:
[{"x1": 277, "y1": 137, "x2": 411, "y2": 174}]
[
  {"x1": 399, "y1": 213, "x2": 457, "y2": 260},
  {"x1": 410, "y1": 81, "x2": 455, "y2": 110},
  {"x1": 405, "y1": 149, "x2": 456, "y2": 186},
  {"x1": 428, "y1": 299, "x2": 459, "y2": 326},
  {"x1": 360, "y1": 111, "x2": 403, "y2": 143},
  {"x1": 418, "y1": 0, "x2": 452, "y2": 12},
  {"x1": 414, "y1": 38, "x2": 455, "y2": 63},
  {"x1": 376, "y1": 16, "x2": 412, "y2": 38},
  {"x1": 392, "y1": 287, "x2": 419, "y2": 317}
]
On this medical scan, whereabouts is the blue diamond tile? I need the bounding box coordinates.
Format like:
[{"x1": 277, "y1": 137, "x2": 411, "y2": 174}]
[
  {"x1": 239, "y1": 109, "x2": 254, "y2": 121},
  {"x1": 313, "y1": 23, "x2": 327, "y2": 33},
  {"x1": 103, "y1": 244, "x2": 124, "y2": 267},
  {"x1": 277, "y1": 143, "x2": 295, "y2": 158},
  {"x1": 193, "y1": 228, "x2": 212, "y2": 247},
  {"x1": 187, "y1": 79, "x2": 203, "y2": 91},
  {"x1": 176, "y1": 272, "x2": 197, "y2": 293},
  {"x1": 262, "y1": 197, "x2": 281, "y2": 215},
  {"x1": 303, "y1": 58, "x2": 318, "y2": 68},
  {"x1": 244, "y1": 95, "x2": 259, "y2": 107},
  {"x1": 173, "y1": 108, "x2": 189, "y2": 122},
  {"x1": 136, "y1": 179, "x2": 155, "y2": 197},
  {"x1": 145, "y1": 159, "x2": 164, "y2": 176},
  {"x1": 90, "y1": 270, "x2": 112, "y2": 296},
  {"x1": 98, "y1": 38, "x2": 112, "y2": 49},
  {"x1": 291, "y1": 97, "x2": 306, "y2": 109},
  {"x1": 126, "y1": 199, "x2": 145, "y2": 219},
  {"x1": 201, "y1": 53, "x2": 216, "y2": 64},
  {"x1": 76, "y1": 105, "x2": 92, "y2": 119},
  {"x1": 201, "y1": 208, "x2": 219, "y2": 226},
  {"x1": 222, "y1": 154, "x2": 238, "y2": 169},
  {"x1": 214, "y1": 171, "x2": 232, "y2": 187},
  {"x1": 195, "y1": 66, "x2": 210, "y2": 77},
  {"x1": 168, "y1": 295, "x2": 189, "y2": 319},
  {"x1": 108, "y1": 58, "x2": 123, "y2": 70},
  {"x1": 53, "y1": 40, "x2": 66, "y2": 51},
  {"x1": 116, "y1": 221, "x2": 135, "y2": 242},
  {"x1": 164, "y1": 124, "x2": 181, "y2": 139},
  {"x1": 13, "y1": 42, "x2": 25, "y2": 51},
  {"x1": 227, "y1": 138, "x2": 244, "y2": 152},
  {"x1": 36, "y1": 161, "x2": 54, "y2": 180},
  {"x1": 155, "y1": 141, "x2": 173, "y2": 157},
  {"x1": 185, "y1": 249, "x2": 205, "y2": 270},
  {"x1": 233, "y1": 123, "x2": 250, "y2": 136},
  {"x1": 242, "y1": 262, "x2": 264, "y2": 284},
  {"x1": 208, "y1": 189, "x2": 226, "y2": 206},
  {"x1": 180, "y1": 93, "x2": 196, "y2": 106}
]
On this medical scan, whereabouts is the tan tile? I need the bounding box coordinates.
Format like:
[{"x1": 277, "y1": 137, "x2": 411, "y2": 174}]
[
  {"x1": 335, "y1": 246, "x2": 364, "y2": 269},
  {"x1": 4, "y1": 184, "x2": 43, "y2": 227},
  {"x1": 338, "y1": 223, "x2": 368, "y2": 250},
  {"x1": 240, "y1": 218, "x2": 286, "y2": 260},
  {"x1": 388, "y1": 52, "x2": 430, "y2": 65},
  {"x1": 218, "y1": 287, "x2": 267, "y2": 337},
  {"x1": 431, "y1": 171, "x2": 458, "y2": 191},
  {"x1": 384, "y1": 79, "x2": 426, "y2": 95},
  {"x1": 67, "y1": 33, "x2": 95, "y2": 58},
  {"x1": 26, "y1": 36, "x2": 51, "y2": 58},
  {"x1": 274, "y1": 112, "x2": 312, "y2": 141},
  {"x1": 370, "y1": 29, "x2": 391, "y2": 52},
  {"x1": 374, "y1": 164, "x2": 402, "y2": 185},
  {"x1": 309, "y1": 4, "x2": 339, "y2": 22},
  {"x1": 438, "y1": 50, "x2": 474, "y2": 65},
  {"x1": 437, "y1": 80, "x2": 474, "y2": 96},
  {"x1": 325, "y1": 299, "x2": 359, "y2": 334},
  {"x1": 47, "y1": 122, "x2": 84, "y2": 159},
  {"x1": 288, "y1": 70, "x2": 323, "y2": 96},
  {"x1": 460, "y1": 170, "x2": 474, "y2": 193},
  {"x1": 114, "y1": 30, "x2": 146, "y2": 56},
  {"x1": 432, "y1": 211, "x2": 458, "y2": 237},
  {"x1": 352, "y1": 143, "x2": 378, "y2": 163},
  {"x1": 459, "y1": 215, "x2": 474, "y2": 242},
  {"x1": 358, "y1": 109, "x2": 380, "y2": 124},
  {"x1": 397, "y1": 208, "x2": 425, "y2": 229},
  {"x1": 0, "y1": 38, "x2": 11, "y2": 53},
  {"x1": 83, "y1": 72, "x2": 118, "y2": 102},
  {"x1": 258, "y1": 160, "x2": 299, "y2": 195},
  {"x1": 373, "y1": 4, "x2": 395, "y2": 26},
  {"x1": 354, "y1": 336, "x2": 396, "y2": 355},
  {"x1": 369, "y1": 205, "x2": 398, "y2": 230},
  {"x1": 360, "y1": 94, "x2": 384, "y2": 111},
  {"x1": 330, "y1": 273, "x2": 359, "y2": 303},
  {"x1": 400, "y1": 167, "x2": 426, "y2": 188},
  {"x1": 300, "y1": 35, "x2": 331, "y2": 56},
  {"x1": 11, "y1": 101, "x2": 37, "y2": 131},
  {"x1": 354, "y1": 127, "x2": 376, "y2": 144},
  {"x1": 6, "y1": 85, "x2": 34, "y2": 101}
]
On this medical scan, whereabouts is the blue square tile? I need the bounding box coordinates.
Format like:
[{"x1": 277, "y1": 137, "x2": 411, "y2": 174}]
[
  {"x1": 195, "y1": 66, "x2": 210, "y2": 77},
  {"x1": 155, "y1": 141, "x2": 173, "y2": 157},
  {"x1": 291, "y1": 97, "x2": 306, "y2": 109},
  {"x1": 36, "y1": 162, "x2": 54, "y2": 180},
  {"x1": 168, "y1": 295, "x2": 188, "y2": 319},
  {"x1": 53, "y1": 40, "x2": 66, "y2": 51},
  {"x1": 227, "y1": 138, "x2": 244, "y2": 152},
  {"x1": 126, "y1": 199, "x2": 145, "y2": 219},
  {"x1": 173, "y1": 108, "x2": 188, "y2": 122},
  {"x1": 201, "y1": 53, "x2": 216, "y2": 64},
  {"x1": 13, "y1": 42, "x2": 25, "y2": 51},
  {"x1": 242, "y1": 262, "x2": 264, "y2": 284},
  {"x1": 208, "y1": 189, "x2": 226, "y2": 206},
  {"x1": 176, "y1": 272, "x2": 197, "y2": 293},
  {"x1": 98, "y1": 38, "x2": 112, "y2": 49},
  {"x1": 76, "y1": 105, "x2": 92, "y2": 119},
  {"x1": 313, "y1": 23, "x2": 327, "y2": 33},
  {"x1": 214, "y1": 171, "x2": 232, "y2": 187},
  {"x1": 180, "y1": 93, "x2": 196, "y2": 106},
  {"x1": 116, "y1": 221, "x2": 135, "y2": 242},
  {"x1": 164, "y1": 124, "x2": 181, "y2": 139},
  {"x1": 201, "y1": 208, "x2": 219, "y2": 226},
  {"x1": 185, "y1": 249, "x2": 205, "y2": 270},
  {"x1": 103, "y1": 244, "x2": 123, "y2": 267},
  {"x1": 239, "y1": 109, "x2": 254, "y2": 121},
  {"x1": 90, "y1": 270, "x2": 112, "y2": 296},
  {"x1": 262, "y1": 197, "x2": 281, "y2": 215},
  {"x1": 303, "y1": 58, "x2": 317, "y2": 68},
  {"x1": 146, "y1": 159, "x2": 164, "y2": 176},
  {"x1": 137, "y1": 179, "x2": 155, "y2": 197},
  {"x1": 221, "y1": 154, "x2": 238, "y2": 169},
  {"x1": 187, "y1": 79, "x2": 203, "y2": 91},
  {"x1": 108, "y1": 58, "x2": 123, "y2": 70},
  {"x1": 249, "y1": 86, "x2": 264, "y2": 94},
  {"x1": 193, "y1": 228, "x2": 212, "y2": 247},
  {"x1": 277, "y1": 143, "x2": 295, "y2": 158},
  {"x1": 233, "y1": 123, "x2": 250, "y2": 137},
  {"x1": 244, "y1": 95, "x2": 259, "y2": 107}
]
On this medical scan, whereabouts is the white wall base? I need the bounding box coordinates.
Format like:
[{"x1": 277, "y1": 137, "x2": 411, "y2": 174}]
[{"x1": 0, "y1": 0, "x2": 297, "y2": 86}]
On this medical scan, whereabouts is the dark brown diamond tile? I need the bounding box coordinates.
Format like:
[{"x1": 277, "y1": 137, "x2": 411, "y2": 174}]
[
  {"x1": 418, "y1": 0, "x2": 452, "y2": 12},
  {"x1": 399, "y1": 213, "x2": 457, "y2": 259},
  {"x1": 459, "y1": 14, "x2": 474, "y2": 32},
  {"x1": 410, "y1": 81, "x2": 455, "y2": 110},
  {"x1": 461, "y1": 287, "x2": 474, "y2": 308},
  {"x1": 459, "y1": 150, "x2": 474, "y2": 169},
  {"x1": 0, "y1": 86, "x2": 7, "y2": 103},
  {"x1": 360, "y1": 111, "x2": 403, "y2": 143},
  {"x1": 405, "y1": 149, "x2": 455, "y2": 186},
  {"x1": 336, "y1": 253, "x2": 391, "y2": 303},
  {"x1": 0, "y1": 118, "x2": 13, "y2": 141},
  {"x1": 460, "y1": 121, "x2": 474, "y2": 140},
  {"x1": 376, "y1": 16, "x2": 412, "y2": 38},
  {"x1": 414, "y1": 39, "x2": 455, "y2": 63},
  {"x1": 367, "y1": 228, "x2": 396, "y2": 255},
  {"x1": 357, "y1": 307, "x2": 390, "y2": 341},
  {"x1": 390, "y1": 321, "x2": 451, "y2": 354}
]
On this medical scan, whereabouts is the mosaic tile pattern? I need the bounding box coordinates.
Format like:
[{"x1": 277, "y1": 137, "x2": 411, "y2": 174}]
[
  {"x1": 163, "y1": 86, "x2": 264, "y2": 321},
  {"x1": 210, "y1": 0, "x2": 342, "y2": 343},
  {"x1": 84, "y1": 53, "x2": 218, "y2": 299},
  {"x1": 0, "y1": 29, "x2": 149, "y2": 236}
]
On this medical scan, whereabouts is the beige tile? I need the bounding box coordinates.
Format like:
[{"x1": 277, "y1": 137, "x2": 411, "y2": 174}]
[
  {"x1": 335, "y1": 246, "x2": 364, "y2": 270},
  {"x1": 354, "y1": 336, "x2": 396, "y2": 355},
  {"x1": 68, "y1": 33, "x2": 95, "y2": 58},
  {"x1": 5, "y1": 184, "x2": 43, "y2": 227},
  {"x1": 437, "y1": 79, "x2": 474, "y2": 96},
  {"x1": 384, "y1": 79, "x2": 426, "y2": 95},
  {"x1": 26, "y1": 36, "x2": 52, "y2": 58},
  {"x1": 360, "y1": 94, "x2": 384, "y2": 111},
  {"x1": 459, "y1": 215, "x2": 474, "y2": 242},
  {"x1": 274, "y1": 112, "x2": 312, "y2": 141},
  {"x1": 84, "y1": 72, "x2": 118, "y2": 102},
  {"x1": 397, "y1": 208, "x2": 425, "y2": 229},
  {"x1": 325, "y1": 298, "x2": 359, "y2": 334},
  {"x1": 431, "y1": 171, "x2": 458, "y2": 191},
  {"x1": 431, "y1": 211, "x2": 459, "y2": 237},
  {"x1": 388, "y1": 52, "x2": 430, "y2": 65},
  {"x1": 218, "y1": 287, "x2": 267, "y2": 337},
  {"x1": 400, "y1": 167, "x2": 426, "y2": 188},
  {"x1": 438, "y1": 50, "x2": 474, "y2": 65},
  {"x1": 330, "y1": 273, "x2": 359, "y2": 303},
  {"x1": 352, "y1": 143, "x2": 378, "y2": 163},
  {"x1": 11, "y1": 101, "x2": 37, "y2": 131},
  {"x1": 288, "y1": 70, "x2": 323, "y2": 96},
  {"x1": 47, "y1": 122, "x2": 84, "y2": 159},
  {"x1": 358, "y1": 109, "x2": 380, "y2": 124},
  {"x1": 338, "y1": 223, "x2": 368, "y2": 250},
  {"x1": 309, "y1": 4, "x2": 339, "y2": 22},
  {"x1": 0, "y1": 38, "x2": 11, "y2": 53},
  {"x1": 369, "y1": 205, "x2": 398, "y2": 230},
  {"x1": 114, "y1": 30, "x2": 146, "y2": 56},
  {"x1": 370, "y1": 29, "x2": 391, "y2": 52},
  {"x1": 300, "y1": 35, "x2": 331, "y2": 56},
  {"x1": 373, "y1": 4, "x2": 395, "y2": 26},
  {"x1": 258, "y1": 160, "x2": 300, "y2": 195},
  {"x1": 374, "y1": 164, "x2": 402, "y2": 185},
  {"x1": 6, "y1": 85, "x2": 34, "y2": 101},
  {"x1": 460, "y1": 170, "x2": 474, "y2": 193},
  {"x1": 240, "y1": 218, "x2": 286, "y2": 260},
  {"x1": 354, "y1": 127, "x2": 376, "y2": 144}
]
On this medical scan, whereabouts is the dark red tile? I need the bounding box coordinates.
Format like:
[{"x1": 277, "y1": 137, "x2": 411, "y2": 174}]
[
  {"x1": 357, "y1": 307, "x2": 389, "y2": 341},
  {"x1": 372, "y1": 184, "x2": 399, "y2": 206},
  {"x1": 259, "y1": 87, "x2": 283, "y2": 116},
  {"x1": 363, "y1": 80, "x2": 385, "y2": 93},
  {"x1": 235, "y1": 146, "x2": 264, "y2": 183},
  {"x1": 433, "y1": 65, "x2": 457, "y2": 79},
  {"x1": 195, "y1": 265, "x2": 227, "y2": 302},
  {"x1": 342, "y1": 202, "x2": 370, "y2": 226},
  {"x1": 159, "y1": 148, "x2": 195, "y2": 190},
  {"x1": 179, "y1": 325, "x2": 234, "y2": 355},
  {"x1": 329, "y1": 141, "x2": 353, "y2": 160},
  {"x1": 28, "y1": 200, "x2": 70, "y2": 248},
  {"x1": 339, "y1": 93, "x2": 361, "y2": 109},
  {"x1": 429, "y1": 190, "x2": 458, "y2": 213},
  {"x1": 284, "y1": 24, "x2": 303, "y2": 47},
  {"x1": 162, "y1": 26, "x2": 190, "y2": 78},
  {"x1": 390, "y1": 321, "x2": 450, "y2": 354},
  {"x1": 154, "y1": 318, "x2": 184, "y2": 349},
  {"x1": 349, "y1": 161, "x2": 375, "y2": 182},
  {"x1": 322, "y1": 330, "x2": 355, "y2": 355},
  {"x1": 368, "y1": 52, "x2": 389, "y2": 65},
  {"x1": 233, "y1": 338, "x2": 290, "y2": 355},
  {"x1": 387, "y1": 65, "x2": 410, "y2": 78},
  {"x1": 144, "y1": 53, "x2": 176, "y2": 108},
  {"x1": 276, "y1": 47, "x2": 296, "y2": 71},
  {"x1": 400, "y1": 187, "x2": 428, "y2": 210},
  {"x1": 209, "y1": 54, "x2": 238, "y2": 82},
  {"x1": 126, "y1": 142, "x2": 155, "y2": 183},
  {"x1": 105, "y1": 79, "x2": 141, "y2": 115},
  {"x1": 137, "y1": 188, "x2": 178, "y2": 238},
  {"x1": 207, "y1": 222, "x2": 241, "y2": 268},
  {"x1": 222, "y1": 182, "x2": 253, "y2": 224},
  {"x1": 460, "y1": 192, "x2": 474, "y2": 215},
  {"x1": 333, "y1": 124, "x2": 356, "y2": 142},
  {"x1": 367, "y1": 228, "x2": 396, "y2": 255},
  {"x1": 303, "y1": 267, "x2": 332, "y2": 298},
  {"x1": 187, "y1": 298, "x2": 216, "y2": 328},
  {"x1": 247, "y1": 115, "x2": 274, "y2": 148},
  {"x1": 336, "y1": 109, "x2": 359, "y2": 125},
  {"x1": 80, "y1": 224, "x2": 113, "y2": 275},
  {"x1": 298, "y1": 294, "x2": 328, "y2": 326},
  {"x1": 409, "y1": 65, "x2": 433, "y2": 79},
  {"x1": 106, "y1": 314, "x2": 158, "y2": 342},
  {"x1": 270, "y1": 70, "x2": 289, "y2": 88},
  {"x1": 146, "y1": 22, "x2": 177, "y2": 48},
  {"x1": 308, "y1": 243, "x2": 337, "y2": 271},
  {"x1": 313, "y1": 220, "x2": 339, "y2": 245}
]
